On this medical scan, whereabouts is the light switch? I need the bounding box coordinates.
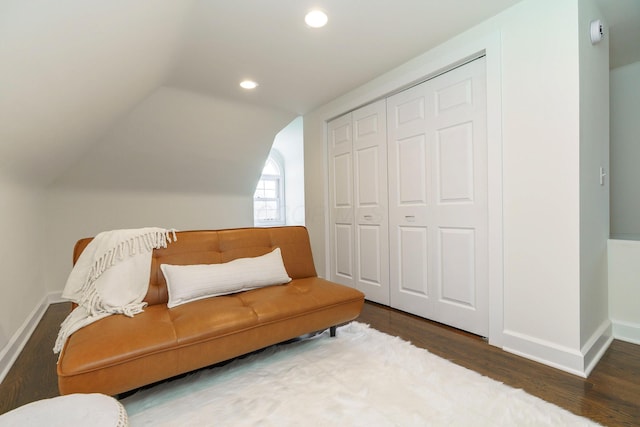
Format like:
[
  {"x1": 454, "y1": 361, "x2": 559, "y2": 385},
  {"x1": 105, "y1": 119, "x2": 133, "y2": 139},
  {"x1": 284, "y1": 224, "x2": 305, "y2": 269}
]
[{"x1": 599, "y1": 167, "x2": 607, "y2": 186}]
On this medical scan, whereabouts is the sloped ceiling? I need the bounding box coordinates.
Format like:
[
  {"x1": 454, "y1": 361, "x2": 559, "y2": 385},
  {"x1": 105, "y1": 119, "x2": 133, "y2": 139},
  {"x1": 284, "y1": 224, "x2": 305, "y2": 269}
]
[
  {"x1": 1, "y1": 0, "x2": 638, "y2": 191},
  {"x1": 53, "y1": 87, "x2": 294, "y2": 194},
  {"x1": 0, "y1": 0, "x2": 195, "y2": 186},
  {"x1": 168, "y1": 0, "x2": 526, "y2": 114}
]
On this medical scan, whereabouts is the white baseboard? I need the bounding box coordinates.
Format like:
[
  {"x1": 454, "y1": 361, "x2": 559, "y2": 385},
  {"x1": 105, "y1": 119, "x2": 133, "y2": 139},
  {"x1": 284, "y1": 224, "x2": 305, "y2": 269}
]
[
  {"x1": 612, "y1": 319, "x2": 640, "y2": 345},
  {"x1": 0, "y1": 295, "x2": 51, "y2": 384},
  {"x1": 502, "y1": 320, "x2": 612, "y2": 378},
  {"x1": 582, "y1": 319, "x2": 613, "y2": 377},
  {"x1": 47, "y1": 290, "x2": 64, "y2": 304},
  {"x1": 0, "y1": 291, "x2": 65, "y2": 384}
]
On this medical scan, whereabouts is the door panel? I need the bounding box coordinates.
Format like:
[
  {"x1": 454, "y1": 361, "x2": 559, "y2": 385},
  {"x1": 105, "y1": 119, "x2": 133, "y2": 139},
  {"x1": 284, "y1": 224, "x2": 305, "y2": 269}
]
[
  {"x1": 388, "y1": 57, "x2": 488, "y2": 336},
  {"x1": 388, "y1": 81, "x2": 433, "y2": 314},
  {"x1": 439, "y1": 227, "x2": 475, "y2": 307},
  {"x1": 334, "y1": 224, "x2": 353, "y2": 280},
  {"x1": 353, "y1": 100, "x2": 389, "y2": 304},
  {"x1": 357, "y1": 224, "x2": 383, "y2": 284},
  {"x1": 328, "y1": 100, "x2": 389, "y2": 304},
  {"x1": 437, "y1": 123, "x2": 474, "y2": 203},
  {"x1": 435, "y1": 78, "x2": 473, "y2": 113},
  {"x1": 333, "y1": 153, "x2": 353, "y2": 209},
  {"x1": 355, "y1": 147, "x2": 379, "y2": 206},
  {"x1": 328, "y1": 113, "x2": 354, "y2": 288},
  {"x1": 397, "y1": 135, "x2": 428, "y2": 206},
  {"x1": 398, "y1": 226, "x2": 429, "y2": 294}
]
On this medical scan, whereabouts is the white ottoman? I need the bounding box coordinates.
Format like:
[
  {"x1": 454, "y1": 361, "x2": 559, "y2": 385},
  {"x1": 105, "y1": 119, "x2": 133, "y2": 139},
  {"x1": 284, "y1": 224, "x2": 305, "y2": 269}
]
[{"x1": 0, "y1": 393, "x2": 128, "y2": 427}]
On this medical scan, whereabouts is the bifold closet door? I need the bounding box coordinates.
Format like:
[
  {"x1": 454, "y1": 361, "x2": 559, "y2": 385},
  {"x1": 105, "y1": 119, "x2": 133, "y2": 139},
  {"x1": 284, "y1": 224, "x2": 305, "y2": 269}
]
[
  {"x1": 328, "y1": 100, "x2": 389, "y2": 305},
  {"x1": 386, "y1": 57, "x2": 489, "y2": 337},
  {"x1": 328, "y1": 113, "x2": 354, "y2": 290}
]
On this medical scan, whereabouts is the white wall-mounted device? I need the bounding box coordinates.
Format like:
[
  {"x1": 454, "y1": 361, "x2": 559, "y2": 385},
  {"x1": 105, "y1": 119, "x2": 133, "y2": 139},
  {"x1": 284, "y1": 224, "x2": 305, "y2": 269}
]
[{"x1": 590, "y1": 19, "x2": 604, "y2": 45}]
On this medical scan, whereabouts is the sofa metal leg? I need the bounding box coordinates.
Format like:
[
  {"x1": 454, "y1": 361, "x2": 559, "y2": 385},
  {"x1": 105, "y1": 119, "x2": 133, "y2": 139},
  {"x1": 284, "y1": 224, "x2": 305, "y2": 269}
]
[{"x1": 330, "y1": 326, "x2": 337, "y2": 337}]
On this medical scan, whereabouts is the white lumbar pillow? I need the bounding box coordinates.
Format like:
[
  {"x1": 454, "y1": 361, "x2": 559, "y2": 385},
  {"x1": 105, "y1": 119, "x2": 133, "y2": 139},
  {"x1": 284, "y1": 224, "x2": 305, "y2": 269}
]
[{"x1": 161, "y1": 248, "x2": 292, "y2": 308}]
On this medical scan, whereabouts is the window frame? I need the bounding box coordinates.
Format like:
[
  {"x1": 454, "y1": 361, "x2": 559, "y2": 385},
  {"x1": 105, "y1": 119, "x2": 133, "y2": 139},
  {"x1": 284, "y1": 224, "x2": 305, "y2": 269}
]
[{"x1": 253, "y1": 155, "x2": 286, "y2": 226}]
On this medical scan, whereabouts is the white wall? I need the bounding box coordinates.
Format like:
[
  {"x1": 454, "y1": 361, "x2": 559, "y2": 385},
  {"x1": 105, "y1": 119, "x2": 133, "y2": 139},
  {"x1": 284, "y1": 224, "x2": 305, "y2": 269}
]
[
  {"x1": 271, "y1": 116, "x2": 305, "y2": 226},
  {"x1": 610, "y1": 61, "x2": 640, "y2": 239},
  {"x1": 608, "y1": 239, "x2": 640, "y2": 344},
  {"x1": 607, "y1": 61, "x2": 640, "y2": 345},
  {"x1": 0, "y1": 172, "x2": 47, "y2": 379},
  {"x1": 44, "y1": 187, "x2": 252, "y2": 294},
  {"x1": 578, "y1": 0, "x2": 611, "y2": 372},
  {"x1": 305, "y1": 0, "x2": 608, "y2": 375}
]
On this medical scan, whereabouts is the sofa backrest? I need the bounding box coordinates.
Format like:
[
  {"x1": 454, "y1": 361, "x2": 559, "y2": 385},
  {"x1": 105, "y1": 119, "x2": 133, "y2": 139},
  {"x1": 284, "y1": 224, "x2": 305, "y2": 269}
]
[{"x1": 72, "y1": 226, "x2": 318, "y2": 306}]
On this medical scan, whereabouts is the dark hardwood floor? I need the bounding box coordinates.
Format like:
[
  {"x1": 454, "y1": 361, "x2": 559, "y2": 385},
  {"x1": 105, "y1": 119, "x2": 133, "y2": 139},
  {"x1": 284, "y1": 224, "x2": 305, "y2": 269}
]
[
  {"x1": 357, "y1": 302, "x2": 640, "y2": 427},
  {"x1": 1, "y1": 301, "x2": 639, "y2": 426},
  {"x1": 0, "y1": 302, "x2": 67, "y2": 415}
]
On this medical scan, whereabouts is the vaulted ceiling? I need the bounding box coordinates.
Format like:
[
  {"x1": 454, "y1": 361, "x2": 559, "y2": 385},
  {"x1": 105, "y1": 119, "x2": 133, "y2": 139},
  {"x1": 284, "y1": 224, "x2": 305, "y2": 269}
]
[{"x1": 1, "y1": 0, "x2": 638, "y2": 190}]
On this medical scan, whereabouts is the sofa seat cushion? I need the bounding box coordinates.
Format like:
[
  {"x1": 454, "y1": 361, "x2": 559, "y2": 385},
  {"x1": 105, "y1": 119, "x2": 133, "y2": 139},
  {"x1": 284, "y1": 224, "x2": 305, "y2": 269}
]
[
  {"x1": 168, "y1": 278, "x2": 361, "y2": 345},
  {"x1": 168, "y1": 296, "x2": 260, "y2": 345},
  {"x1": 237, "y1": 277, "x2": 364, "y2": 323},
  {"x1": 58, "y1": 304, "x2": 177, "y2": 375}
]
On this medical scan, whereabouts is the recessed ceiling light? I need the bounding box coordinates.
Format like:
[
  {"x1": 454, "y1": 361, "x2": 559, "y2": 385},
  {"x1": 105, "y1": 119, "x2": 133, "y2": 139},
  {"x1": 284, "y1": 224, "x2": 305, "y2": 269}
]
[
  {"x1": 240, "y1": 80, "x2": 258, "y2": 90},
  {"x1": 305, "y1": 10, "x2": 328, "y2": 28}
]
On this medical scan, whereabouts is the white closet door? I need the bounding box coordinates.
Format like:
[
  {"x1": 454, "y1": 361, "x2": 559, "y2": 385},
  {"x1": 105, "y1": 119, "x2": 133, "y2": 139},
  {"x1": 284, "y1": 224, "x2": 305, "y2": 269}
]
[
  {"x1": 353, "y1": 100, "x2": 389, "y2": 304},
  {"x1": 328, "y1": 113, "x2": 355, "y2": 289},
  {"x1": 387, "y1": 57, "x2": 489, "y2": 336},
  {"x1": 328, "y1": 100, "x2": 389, "y2": 304}
]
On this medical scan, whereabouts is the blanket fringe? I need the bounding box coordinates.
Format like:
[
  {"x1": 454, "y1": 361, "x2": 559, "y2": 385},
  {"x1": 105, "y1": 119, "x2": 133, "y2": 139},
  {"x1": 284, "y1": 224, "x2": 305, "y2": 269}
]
[
  {"x1": 78, "y1": 229, "x2": 176, "y2": 312},
  {"x1": 54, "y1": 228, "x2": 176, "y2": 354}
]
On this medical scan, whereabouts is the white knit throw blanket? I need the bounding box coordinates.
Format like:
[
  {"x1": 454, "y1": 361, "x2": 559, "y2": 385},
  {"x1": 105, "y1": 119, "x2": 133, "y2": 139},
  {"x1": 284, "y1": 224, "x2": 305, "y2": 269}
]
[{"x1": 54, "y1": 227, "x2": 177, "y2": 354}]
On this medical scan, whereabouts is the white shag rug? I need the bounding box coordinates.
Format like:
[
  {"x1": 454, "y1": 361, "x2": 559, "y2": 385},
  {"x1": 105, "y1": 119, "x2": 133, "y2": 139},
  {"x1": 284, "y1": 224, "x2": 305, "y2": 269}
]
[{"x1": 122, "y1": 322, "x2": 599, "y2": 427}]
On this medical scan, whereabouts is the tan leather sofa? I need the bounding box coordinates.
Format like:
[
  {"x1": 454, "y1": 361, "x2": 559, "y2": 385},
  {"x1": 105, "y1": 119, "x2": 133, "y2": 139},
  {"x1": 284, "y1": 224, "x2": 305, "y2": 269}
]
[{"x1": 57, "y1": 226, "x2": 364, "y2": 396}]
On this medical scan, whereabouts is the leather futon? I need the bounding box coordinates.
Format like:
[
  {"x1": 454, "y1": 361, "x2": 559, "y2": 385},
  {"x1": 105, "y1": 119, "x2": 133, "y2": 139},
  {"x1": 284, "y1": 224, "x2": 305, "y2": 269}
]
[{"x1": 56, "y1": 226, "x2": 364, "y2": 396}]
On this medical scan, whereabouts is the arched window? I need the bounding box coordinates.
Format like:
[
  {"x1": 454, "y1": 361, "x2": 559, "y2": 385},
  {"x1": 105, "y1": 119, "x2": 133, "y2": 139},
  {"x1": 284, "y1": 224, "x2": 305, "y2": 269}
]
[{"x1": 253, "y1": 154, "x2": 285, "y2": 226}]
